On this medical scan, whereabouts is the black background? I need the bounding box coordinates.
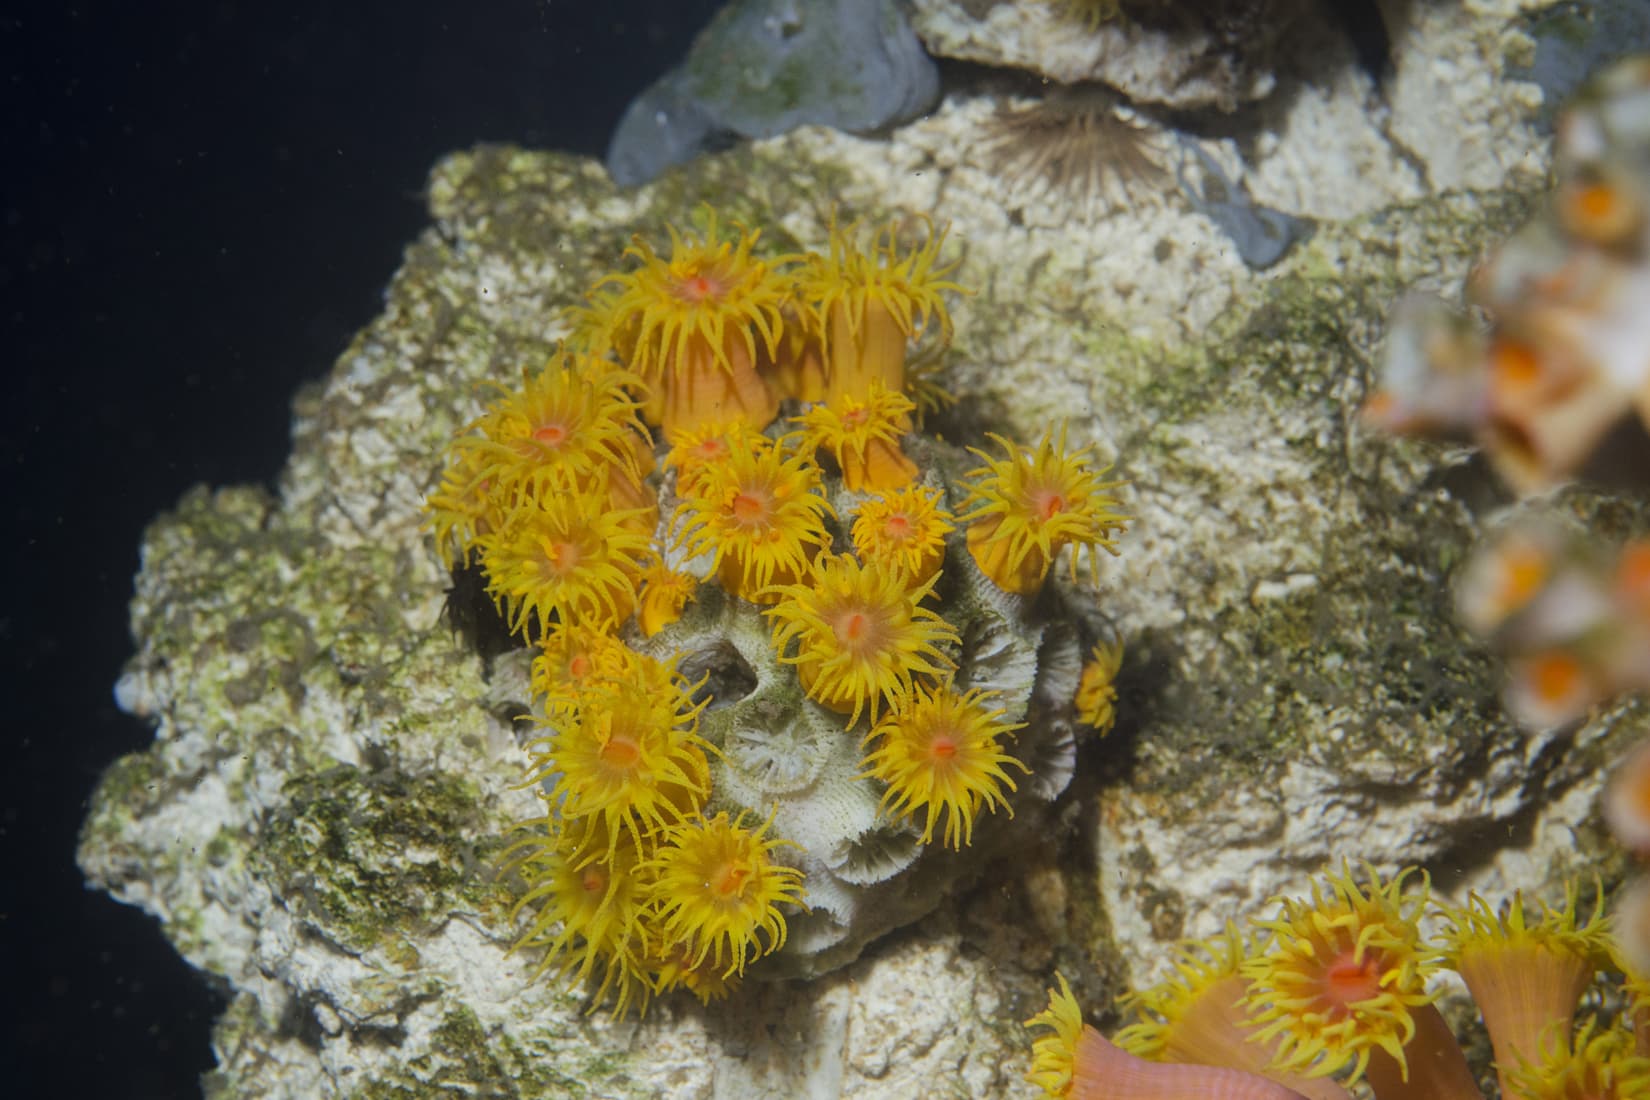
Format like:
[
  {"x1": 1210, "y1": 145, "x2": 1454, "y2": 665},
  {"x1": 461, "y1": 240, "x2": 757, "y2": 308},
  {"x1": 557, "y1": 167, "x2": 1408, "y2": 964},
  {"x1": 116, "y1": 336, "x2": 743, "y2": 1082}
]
[{"x1": 2, "y1": 2, "x2": 723, "y2": 1094}]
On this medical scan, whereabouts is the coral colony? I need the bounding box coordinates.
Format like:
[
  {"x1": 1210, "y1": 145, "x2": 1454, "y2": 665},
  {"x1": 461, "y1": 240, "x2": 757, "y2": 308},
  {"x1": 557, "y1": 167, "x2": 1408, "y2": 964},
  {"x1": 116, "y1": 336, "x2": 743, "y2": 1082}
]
[
  {"x1": 1022, "y1": 57, "x2": 1650, "y2": 1100},
  {"x1": 425, "y1": 211, "x2": 1130, "y2": 1014}
]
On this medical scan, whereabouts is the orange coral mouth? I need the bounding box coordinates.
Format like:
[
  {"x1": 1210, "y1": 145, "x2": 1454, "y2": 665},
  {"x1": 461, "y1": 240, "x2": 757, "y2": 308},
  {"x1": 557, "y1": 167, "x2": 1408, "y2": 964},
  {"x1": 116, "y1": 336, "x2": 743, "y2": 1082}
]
[{"x1": 1322, "y1": 951, "x2": 1383, "y2": 1011}]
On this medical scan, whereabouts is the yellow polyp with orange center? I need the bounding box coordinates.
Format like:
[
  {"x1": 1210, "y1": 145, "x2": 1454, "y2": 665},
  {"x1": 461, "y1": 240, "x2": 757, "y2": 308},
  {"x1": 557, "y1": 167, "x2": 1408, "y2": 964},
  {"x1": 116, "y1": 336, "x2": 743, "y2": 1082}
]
[
  {"x1": 581, "y1": 208, "x2": 793, "y2": 437},
  {"x1": 1559, "y1": 175, "x2": 1642, "y2": 246},
  {"x1": 1242, "y1": 863, "x2": 1439, "y2": 1088},
  {"x1": 851, "y1": 486, "x2": 955, "y2": 589},
  {"x1": 764, "y1": 554, "x2": 959, "y2": 726},
  {"x1": 959, "y1": 428, "x2": 1130, "y2": 597},
  {"x1": 794, "y1": 382, "x2": 919, "y2": 493},
  {"x1": 674, "y1": 436, "x2": 834, "y2": 604},
  {"x1": 967, "y1": 515, "x2": 1051, "y2": 595},
  {"x1": 1618, "y1": 540, "x2": 1650, "y2": 612}
]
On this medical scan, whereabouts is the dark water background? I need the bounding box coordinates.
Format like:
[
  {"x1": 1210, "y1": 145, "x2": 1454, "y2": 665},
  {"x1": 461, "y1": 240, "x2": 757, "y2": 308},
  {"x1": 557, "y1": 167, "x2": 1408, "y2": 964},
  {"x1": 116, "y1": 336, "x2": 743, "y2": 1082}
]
[{"x1": 2, "y1": 2, "x2": 722, "y2": 1094}]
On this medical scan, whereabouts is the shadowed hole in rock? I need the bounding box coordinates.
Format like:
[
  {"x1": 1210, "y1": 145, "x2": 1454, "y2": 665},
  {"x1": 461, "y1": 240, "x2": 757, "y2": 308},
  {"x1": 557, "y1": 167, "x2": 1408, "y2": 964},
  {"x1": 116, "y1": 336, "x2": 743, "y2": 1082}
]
[{"x1": 677, "y1": 640, "x2": 758, "y2": 710}]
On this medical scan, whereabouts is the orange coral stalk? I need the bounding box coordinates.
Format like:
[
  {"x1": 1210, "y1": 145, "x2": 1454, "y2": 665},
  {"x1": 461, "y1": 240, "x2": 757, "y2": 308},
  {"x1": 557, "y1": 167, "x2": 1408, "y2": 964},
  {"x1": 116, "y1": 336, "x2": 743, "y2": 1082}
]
[
  {"x1": 1359, "y1": 1002, "x2": 1480, "y2": 1100},
  {"x1": 1028, "y1": 975, "x2": 1317, "y2": 1099},
  {"x1": 1436, "y1": 886, "x2": 1611, "y2": 1100}
]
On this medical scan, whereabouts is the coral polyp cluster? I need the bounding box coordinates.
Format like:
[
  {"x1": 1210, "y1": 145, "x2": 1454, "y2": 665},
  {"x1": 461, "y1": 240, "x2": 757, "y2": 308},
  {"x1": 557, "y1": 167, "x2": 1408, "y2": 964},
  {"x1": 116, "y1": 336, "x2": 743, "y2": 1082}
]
[
  {"x1": 1026, "y1": 864, "x2": 1640, "y2": 1100},
  {"x1": 1365, "y1": 57, "x2": 1650, "y2": 494},
  {"x1": 426, "y1": 205, "x2": 1131, "y2": 1013}
]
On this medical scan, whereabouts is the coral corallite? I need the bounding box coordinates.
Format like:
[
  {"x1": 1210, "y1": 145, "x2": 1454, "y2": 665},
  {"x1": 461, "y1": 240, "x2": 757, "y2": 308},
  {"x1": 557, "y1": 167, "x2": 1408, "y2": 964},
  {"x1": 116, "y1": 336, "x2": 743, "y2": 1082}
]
[
  {"x1": 961, "y1": 426, "x2": 1130, "y2": 596},
  {"x1": 646, "y1": 812, "x2": 807, "y2": 978},
  {"x1": 859, "y1": 682, "x2": 1028, "y2": 848},
  {"x1": 764, "y1": 553, "x2": 961, "y2": 726}
]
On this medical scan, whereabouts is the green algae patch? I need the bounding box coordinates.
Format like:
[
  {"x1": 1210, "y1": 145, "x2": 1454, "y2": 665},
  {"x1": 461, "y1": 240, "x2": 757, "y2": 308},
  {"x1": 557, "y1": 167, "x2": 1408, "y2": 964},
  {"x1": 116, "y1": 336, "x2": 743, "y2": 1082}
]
[{"x1": 254, "y1": 766, "x2": 507, "y2": 957}]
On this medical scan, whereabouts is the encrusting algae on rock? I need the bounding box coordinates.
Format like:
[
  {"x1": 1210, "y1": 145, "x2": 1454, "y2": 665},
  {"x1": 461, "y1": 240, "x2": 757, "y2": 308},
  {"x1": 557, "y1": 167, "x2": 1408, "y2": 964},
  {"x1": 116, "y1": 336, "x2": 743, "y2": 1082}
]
[{"x1": 423, "y1": 206, "x2": 1132, "y2": 1013}]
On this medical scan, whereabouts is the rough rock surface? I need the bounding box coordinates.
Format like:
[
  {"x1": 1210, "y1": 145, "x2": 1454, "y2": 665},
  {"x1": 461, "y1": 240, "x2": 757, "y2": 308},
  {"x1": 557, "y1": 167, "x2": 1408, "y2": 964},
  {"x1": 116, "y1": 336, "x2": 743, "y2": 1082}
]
[
  {"x1": 909, "y1": 0, "x2": 1313, "y2": 111},
  {"x1": 79, "y1": 1, "x2": 1649, "y2": 1096}
]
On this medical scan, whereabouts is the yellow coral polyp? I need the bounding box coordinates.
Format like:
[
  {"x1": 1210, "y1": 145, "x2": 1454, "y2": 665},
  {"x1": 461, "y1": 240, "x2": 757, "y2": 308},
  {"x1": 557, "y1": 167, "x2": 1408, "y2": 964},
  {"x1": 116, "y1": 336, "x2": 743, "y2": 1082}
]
[
  {"x1": 645, "y1": 811, "x2": 806, "y2": 978},
  {"x1": 795, "y1": 215, "x2": 961, "y2": 403},
  {"x1": 636, "y1": 562, "x2": 699, "y2": 637},
  {"x1": 1243, "y1": 863, "x2": 1439, "y2": 1087},
  {"x1": 859, "y1": 681, "x2": 1027, "y2": 849},
  {"x1": 585, "y1": 211, "x2": 791, "y2": 436},
  {"x1": 850, "y1": 485, "x2": 955, "y2": 587},
  {"x1": 961, "y1": 426, "x2": 1129, "y2": 596},
  {"x1": 530, "y1": 625, "x2": 687, "y2": 718},
  {"x1": 794, "y1": 382, "x2": 919, "y2": 492},
  {"x1": 674, "y1": 434, "x2": 834, "y2": 603},
  {"x1": 1435, "y1": 884, "x2": 1612, "y2": 1099},
  {"x1": 765, "y1": 553, "x2": 960, "y2": 726},
  {"x1": 527, "y1": 680, "x2": 711, "y2": 857},
  {"x1": 475, "y1": 490, "x2": 654, "y2": 636},
  {"x1": 1074, "y1": 639, "x2": 1124, "y2": 734},
  {"x1": 1026, "y1": 973, "x2": 1088, "y2": 1098},
  {"x1": 424, "y1": 441, "x2": 496, "y2": 568},
  {"x1": 663, "y1": 417, "x2": 771, "y2": 498},
  {"x1": 454, "y1": 352, "x2": 650, "y2": 498},
  {"x1": 502, "y1": 820, "x2": 653, "y2": 1017},
  {"x1": 1503, "y1": 1017, "x2": 1650, "y2": 1100}
]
